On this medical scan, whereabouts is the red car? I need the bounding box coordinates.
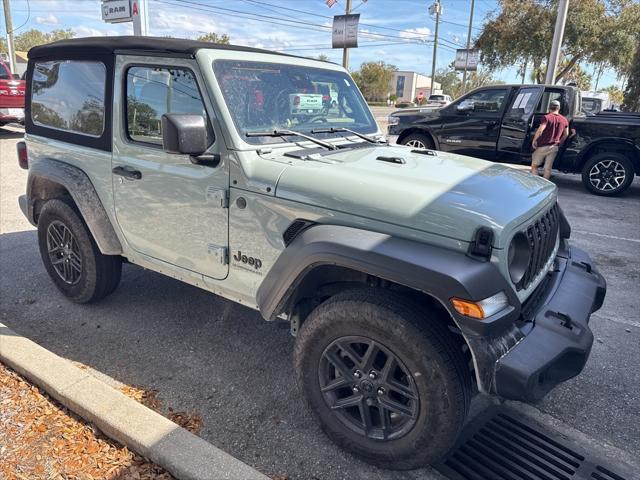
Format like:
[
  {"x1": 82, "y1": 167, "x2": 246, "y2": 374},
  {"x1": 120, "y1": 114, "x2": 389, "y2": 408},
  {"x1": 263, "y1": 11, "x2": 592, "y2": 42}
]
[{"x1": 0, "y1": 60, "x2": 25, "y2": 126}]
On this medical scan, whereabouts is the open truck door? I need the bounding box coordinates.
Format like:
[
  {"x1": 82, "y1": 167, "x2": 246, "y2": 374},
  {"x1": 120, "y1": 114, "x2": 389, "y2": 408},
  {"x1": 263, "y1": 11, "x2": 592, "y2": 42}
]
[{"x1": 497, "y1": 86, "x2": 544, "y2": 163}]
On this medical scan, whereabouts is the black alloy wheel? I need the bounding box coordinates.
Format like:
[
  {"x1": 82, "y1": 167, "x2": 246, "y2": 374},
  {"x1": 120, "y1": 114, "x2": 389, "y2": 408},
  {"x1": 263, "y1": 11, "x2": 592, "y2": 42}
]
[
  {"x1": 582, "y1": 152, "x2": 634, "y2": 196},
  {"x1": 319, "y1": 336, "x2": 420, "y2": 441},
  {"x1": 46, "y1": 220, "x2": 83, "y2": 285}
]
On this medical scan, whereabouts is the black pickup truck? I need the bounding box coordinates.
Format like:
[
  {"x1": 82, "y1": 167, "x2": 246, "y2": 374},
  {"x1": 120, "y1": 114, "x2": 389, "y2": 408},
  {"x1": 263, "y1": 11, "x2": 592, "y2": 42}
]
[{"x1": 388, "y1": 84, "x2": 640, "y2": 196}]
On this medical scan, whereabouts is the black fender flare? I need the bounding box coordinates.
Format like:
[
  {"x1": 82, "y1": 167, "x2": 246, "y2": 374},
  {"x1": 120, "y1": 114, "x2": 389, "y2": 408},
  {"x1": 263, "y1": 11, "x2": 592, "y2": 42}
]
[
  {"x1": 577, "y1": 137, "x2": 640, "y2": 170},
  {"x1": 257, "y1": 225, "x2": 519, "y2": 333},
  {"x1": 25, "y1": 159, "x2": 122, "y2": 255}
]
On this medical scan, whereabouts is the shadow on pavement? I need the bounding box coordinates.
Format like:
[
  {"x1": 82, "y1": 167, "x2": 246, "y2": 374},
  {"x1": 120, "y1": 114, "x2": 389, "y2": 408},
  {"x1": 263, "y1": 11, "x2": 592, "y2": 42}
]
[{"x1": 0, "y1": 229, "x2": 438, "y2": 480}]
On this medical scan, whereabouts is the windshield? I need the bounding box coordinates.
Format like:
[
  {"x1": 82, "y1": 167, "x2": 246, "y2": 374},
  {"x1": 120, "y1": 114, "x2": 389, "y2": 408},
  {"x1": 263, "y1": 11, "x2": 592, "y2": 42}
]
[{"x1": 213, "y1": 60, "x2": 377, "y2": 144}]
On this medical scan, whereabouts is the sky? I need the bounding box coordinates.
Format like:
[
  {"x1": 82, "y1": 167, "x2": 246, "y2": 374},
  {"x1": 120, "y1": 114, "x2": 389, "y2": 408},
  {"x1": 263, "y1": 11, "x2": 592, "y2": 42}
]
[{"x1": 0, "y1": 0, "x2": 622, "y2": 89}]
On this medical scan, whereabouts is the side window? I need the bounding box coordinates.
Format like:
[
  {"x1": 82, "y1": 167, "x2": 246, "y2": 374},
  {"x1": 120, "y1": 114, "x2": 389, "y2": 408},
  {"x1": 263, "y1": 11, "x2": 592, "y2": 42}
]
[
  {"x1": 536, "y1": 90, "x2": 565, "y2": 114},
  {"x1": 126, "y1": 66, "x2": 209, "y2": 146},
  {"x1": 31, "y1": 61, "x2": 106, "y2": 136},
  {"x1": 508, "y1": 88, "x2": 540, "y2": 116},
  {"x1": 0, "y1": 63, "x2": 10, "y2": 80},
  {"x1": 458, "y1": 88, "x2": 509, "y2": 114}
]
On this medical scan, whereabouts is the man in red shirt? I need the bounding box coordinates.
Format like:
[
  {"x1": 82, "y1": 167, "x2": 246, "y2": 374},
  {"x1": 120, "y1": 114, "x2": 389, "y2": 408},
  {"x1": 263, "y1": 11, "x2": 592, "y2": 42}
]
[{"x1": 530, "y1": 99, "x2": 569, "y2": 179}]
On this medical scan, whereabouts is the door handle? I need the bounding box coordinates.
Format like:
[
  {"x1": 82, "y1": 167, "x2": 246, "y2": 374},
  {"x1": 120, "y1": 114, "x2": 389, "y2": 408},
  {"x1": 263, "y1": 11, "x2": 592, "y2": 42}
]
[{"x1": 112, "y1": 166, "x2": 142, "y2": 180}]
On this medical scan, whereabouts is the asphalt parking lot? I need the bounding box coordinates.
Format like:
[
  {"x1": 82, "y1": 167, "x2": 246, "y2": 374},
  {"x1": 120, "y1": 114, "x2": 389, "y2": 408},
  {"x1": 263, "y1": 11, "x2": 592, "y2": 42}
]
[{"x1": 1, "y1": 125, "x2": 639, "y2": 479}]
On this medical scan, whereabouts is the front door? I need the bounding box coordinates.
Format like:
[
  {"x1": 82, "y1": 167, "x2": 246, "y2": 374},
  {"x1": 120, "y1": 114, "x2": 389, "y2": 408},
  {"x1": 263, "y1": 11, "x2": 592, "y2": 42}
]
[
  {"x1": 435, "y1": 87, "x2": 511, "y2": 160},
  {"x1": 112, "y1": 56, "x2": 228, "y2": 280},
  {"x1": 497, "y1": 86, "x2": 544, "y2": 163}
]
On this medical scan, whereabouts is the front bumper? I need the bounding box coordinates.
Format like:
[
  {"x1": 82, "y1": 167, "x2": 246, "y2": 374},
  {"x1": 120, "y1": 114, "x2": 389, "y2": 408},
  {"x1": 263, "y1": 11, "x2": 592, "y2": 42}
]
[{"x1": 493, "y1": 244, "x2": 606, "y2": 402}]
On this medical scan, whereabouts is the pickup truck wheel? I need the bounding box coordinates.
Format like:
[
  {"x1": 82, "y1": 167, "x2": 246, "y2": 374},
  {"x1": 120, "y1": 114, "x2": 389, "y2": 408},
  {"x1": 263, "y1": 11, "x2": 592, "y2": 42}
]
[
  {"x1": 293, "y1": 289, "x2": 471, "y2": 470},
  {"x1": 582, "y1": 153, "x2": 634, "y2": 196},
  {"x1": 37, "y1": 199, "x2": 122, "y2": 303},
  {"x1": 399, "y1": 133, "x2": 434, "y2": 150}
]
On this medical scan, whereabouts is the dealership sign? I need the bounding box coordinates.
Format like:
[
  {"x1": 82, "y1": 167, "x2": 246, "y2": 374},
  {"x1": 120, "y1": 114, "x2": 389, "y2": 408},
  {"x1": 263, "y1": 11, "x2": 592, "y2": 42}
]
[
  {"x1": 454, "y1": 49, "x2": 480, "y2": 71},
  {"x1": 102, "y1": 0, "x2": 132, "y2": 23},
  {"x1": 332, "y1": 14, "x2": 360, "y2": 49}
]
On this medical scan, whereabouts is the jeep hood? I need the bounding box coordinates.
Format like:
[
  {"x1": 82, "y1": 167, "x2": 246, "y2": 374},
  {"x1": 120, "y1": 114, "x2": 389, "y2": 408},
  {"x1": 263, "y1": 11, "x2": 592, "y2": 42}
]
[{"x1": 274, "y1": 145, "x2": 556, "y2": 248}]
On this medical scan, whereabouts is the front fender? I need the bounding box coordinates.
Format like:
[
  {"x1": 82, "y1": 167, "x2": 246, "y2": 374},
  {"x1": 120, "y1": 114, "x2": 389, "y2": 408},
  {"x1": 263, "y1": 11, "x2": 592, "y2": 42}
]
[
  {"x1": 25, "y1": 159, "x2": 122, "y2": 255},
  {"x1": 257, "y1": 224, "x2": 525, "y2": 394},
  {"x1": 257, "y1": 225, "x2": 520, "y2": 333}
]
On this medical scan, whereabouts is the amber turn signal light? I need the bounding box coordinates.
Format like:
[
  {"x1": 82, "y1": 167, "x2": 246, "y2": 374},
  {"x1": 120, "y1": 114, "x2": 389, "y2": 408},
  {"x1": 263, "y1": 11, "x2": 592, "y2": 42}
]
[
  {"x1": 450, "y1": 292, "x2": 509, "y2": 320},
  {"x1": 451, "y1": 298, "x2": 485, "y2": 319}
]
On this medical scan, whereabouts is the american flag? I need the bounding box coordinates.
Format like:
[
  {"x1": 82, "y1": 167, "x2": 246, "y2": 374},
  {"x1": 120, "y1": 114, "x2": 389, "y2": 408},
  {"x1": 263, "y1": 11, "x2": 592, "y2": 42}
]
[{"x1": 326, "y1": 0, "x2": 337, "y2": 7}]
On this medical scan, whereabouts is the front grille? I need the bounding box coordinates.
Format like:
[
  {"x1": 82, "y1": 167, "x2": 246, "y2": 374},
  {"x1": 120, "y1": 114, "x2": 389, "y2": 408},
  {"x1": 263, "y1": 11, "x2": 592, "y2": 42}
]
[{"x1": 518, "y1": 203, "x2": 560, "y2": 291}]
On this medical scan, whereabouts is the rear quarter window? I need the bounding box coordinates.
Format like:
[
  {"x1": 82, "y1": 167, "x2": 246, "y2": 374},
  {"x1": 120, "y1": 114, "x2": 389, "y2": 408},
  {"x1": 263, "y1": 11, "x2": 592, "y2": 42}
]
[
  {"x1": 31, "y1": 61, "x2": 106, "y2": 137},
  {"x1": 0, "y1": 63, "x2": 10, "y2": 80}
]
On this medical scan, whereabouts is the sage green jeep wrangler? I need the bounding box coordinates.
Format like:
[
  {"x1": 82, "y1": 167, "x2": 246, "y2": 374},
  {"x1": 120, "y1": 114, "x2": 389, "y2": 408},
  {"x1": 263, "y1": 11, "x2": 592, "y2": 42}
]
[{"x1": 18, "y1": 37, "x2": 606, "y2": 470}]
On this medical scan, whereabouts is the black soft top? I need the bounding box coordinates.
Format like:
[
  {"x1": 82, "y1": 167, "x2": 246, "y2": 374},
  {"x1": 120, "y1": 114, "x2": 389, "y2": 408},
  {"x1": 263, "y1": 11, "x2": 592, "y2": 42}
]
[{"x1": 28, "y1": 35, "x2": 298, "y2": 60}]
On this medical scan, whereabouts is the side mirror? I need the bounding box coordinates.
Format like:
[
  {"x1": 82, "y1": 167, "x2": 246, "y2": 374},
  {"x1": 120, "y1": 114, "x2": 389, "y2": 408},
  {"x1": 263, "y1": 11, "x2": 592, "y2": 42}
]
[
  {"x1": 161, "y1": 113, "x2": 207, "y2": 155},
  {"x1": 456, "y1": 100, "x2": 474, "y2": 112},
  {"x1": 12, "y1": 73, "x2": 20, "y2": 80}
]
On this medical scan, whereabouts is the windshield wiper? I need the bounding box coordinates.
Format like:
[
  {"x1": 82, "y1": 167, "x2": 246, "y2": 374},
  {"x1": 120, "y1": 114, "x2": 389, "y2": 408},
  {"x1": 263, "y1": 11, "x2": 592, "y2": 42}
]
[
  {"x1": 246, "y1": 129, "x2": 337, "y2": 150},
  {"x1": 310, "y1": 127, "x2": 386, "y2": 144}
]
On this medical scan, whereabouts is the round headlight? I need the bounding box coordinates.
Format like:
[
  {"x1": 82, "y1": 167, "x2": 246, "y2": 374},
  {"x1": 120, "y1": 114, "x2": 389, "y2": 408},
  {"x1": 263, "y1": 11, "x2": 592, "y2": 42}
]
[{"x1": 508, "y1": 232, "x2": 531, "y2": 285}]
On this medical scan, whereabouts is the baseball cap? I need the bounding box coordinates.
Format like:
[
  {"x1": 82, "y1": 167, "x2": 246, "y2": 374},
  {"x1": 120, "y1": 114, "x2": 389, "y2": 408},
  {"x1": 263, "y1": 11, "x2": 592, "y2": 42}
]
[{"x1": 550, "y1": 100, "x2": 561, "y2": 107}]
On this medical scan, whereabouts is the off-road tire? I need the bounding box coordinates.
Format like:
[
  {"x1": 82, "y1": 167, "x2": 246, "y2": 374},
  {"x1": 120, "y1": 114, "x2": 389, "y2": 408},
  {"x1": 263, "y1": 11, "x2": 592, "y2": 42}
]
[
  {"x1": 581, "y1": 152, "x2": 635, "y2": 196},
  {"x1": 37, "y1": 199, "x2": 122, "y2": 303},
  {"x1": 293, "y1": 288, "x2": 471, "y2": 470},
  {"x1": 398, "y1": 132, "x2": 435, "y2": 150}
]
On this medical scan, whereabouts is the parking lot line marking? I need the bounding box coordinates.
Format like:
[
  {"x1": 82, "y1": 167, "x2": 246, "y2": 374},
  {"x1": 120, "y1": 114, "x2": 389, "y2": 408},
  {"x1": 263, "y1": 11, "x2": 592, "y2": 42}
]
[{"x1": 573, "y1": 230, "x2": 640, "y2": 244}]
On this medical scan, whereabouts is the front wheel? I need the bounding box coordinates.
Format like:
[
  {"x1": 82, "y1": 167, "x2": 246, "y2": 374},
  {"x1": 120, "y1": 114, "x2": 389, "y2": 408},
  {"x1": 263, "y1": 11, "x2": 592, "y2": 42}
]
[
  {"x1": 398, "y1": 132, "x2": 434, "y2": 150},
  {"x1": 293, "y1": 289, "x2": 471, "y2": 470},
  {"x1": 581, "y1": 152, "x2": 634, "y2": 196}
]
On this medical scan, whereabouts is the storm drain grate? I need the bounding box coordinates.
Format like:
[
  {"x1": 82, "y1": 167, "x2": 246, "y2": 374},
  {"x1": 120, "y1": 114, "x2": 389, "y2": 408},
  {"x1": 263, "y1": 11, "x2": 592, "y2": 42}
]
[{"x1": 435, "y1": 406, "x2": 635, "y2": 480}]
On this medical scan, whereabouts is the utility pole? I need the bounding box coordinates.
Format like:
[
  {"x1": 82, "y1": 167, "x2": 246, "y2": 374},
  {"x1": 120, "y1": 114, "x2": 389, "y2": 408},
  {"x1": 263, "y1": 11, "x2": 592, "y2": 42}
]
[
  {"x1": 545, "y1": 0, "x2": 569, "y2": 85},
  {"x1": 342, "y1": 0, "x2": 352, "y2": 70},
  {"x1": 429, "y1": 0, "x2": 441, "y2": 97},
  {"x1": 2, "y1": 0, "x2": 17, "y2": 73},
  {"x1": 461, "y1": 0, "x2": 475, "y2": 94}
]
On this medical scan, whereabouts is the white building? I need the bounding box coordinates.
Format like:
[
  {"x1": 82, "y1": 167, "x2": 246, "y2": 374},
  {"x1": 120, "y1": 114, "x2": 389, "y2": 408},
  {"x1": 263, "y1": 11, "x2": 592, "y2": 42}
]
[{"x1": 391, "y1": 71, "x2": 441, "y2": 103}]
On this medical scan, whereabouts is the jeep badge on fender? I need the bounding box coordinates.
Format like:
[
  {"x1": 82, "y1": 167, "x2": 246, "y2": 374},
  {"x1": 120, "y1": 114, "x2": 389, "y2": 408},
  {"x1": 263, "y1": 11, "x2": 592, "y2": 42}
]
[
  {"x1": 233, "y1": 251, "x2": 262, "y2": 270},
  {"x1": 18, "y1": 36, "x2": 606, "y2": 470}
]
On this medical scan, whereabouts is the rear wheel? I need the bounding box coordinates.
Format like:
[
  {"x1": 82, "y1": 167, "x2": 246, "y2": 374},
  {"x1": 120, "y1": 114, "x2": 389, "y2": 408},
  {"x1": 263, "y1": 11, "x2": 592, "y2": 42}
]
[
  {"x1": 293, "y1": 289, "x2": 471, "y2": 470},
  {"x1": 399, "y1": 132, "x2": 434, "y2": 150},
  {"x1": 37, "y1": 199, "x2": 122, "y2": 303},
  {"x1": 581, "y1": 152, "x2": 634, "y2": 196}
]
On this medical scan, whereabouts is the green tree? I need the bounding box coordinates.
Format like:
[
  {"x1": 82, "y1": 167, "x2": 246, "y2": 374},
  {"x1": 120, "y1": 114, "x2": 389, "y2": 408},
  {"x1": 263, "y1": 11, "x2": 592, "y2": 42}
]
[
  {"x1": 475, "y1": 0, "x2": 640, "y2": 84},
  {"x1": 434, "y1": 68, "x2": 460, "y2": 97},
  {"x1": 197, "y1": 32, "x2": 230, "y2": 44},
  {"x1": 351, "y1": 61, "x2": 397, "y2": 102},
  {"x1": 434, "y1": 65, "x2": 504, "y2": 98},
  {"x1": 622, "y1": 42, "x2": 640, "y2": 112},
  {"x1": 559, "y1": 62, "x2": 592, "y2": 90},
  {"x1": 315, "y1": 54, "x2": 330, "y2": 62},
  {"x1": 600, "y1": 85, "x2": 624, "y2": 106},
  {"x1": 0, "y1": 38, "x2": 6, "y2": 54},
  {"x1": 14, "y1": 29, "x2": 75, "y2": 51}
]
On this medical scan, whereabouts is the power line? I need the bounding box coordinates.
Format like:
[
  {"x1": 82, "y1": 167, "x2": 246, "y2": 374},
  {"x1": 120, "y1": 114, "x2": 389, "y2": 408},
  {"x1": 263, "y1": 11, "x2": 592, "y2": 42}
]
[{"x1": 155, "y1": 0, "x2": 462, "y2": 46}]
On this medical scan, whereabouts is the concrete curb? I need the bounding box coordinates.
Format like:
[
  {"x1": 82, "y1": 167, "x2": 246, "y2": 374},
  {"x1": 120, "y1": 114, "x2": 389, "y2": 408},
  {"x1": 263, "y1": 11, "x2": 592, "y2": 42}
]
[{"x1": 0, "y1": 323, "x2": 269, "y2": 480}]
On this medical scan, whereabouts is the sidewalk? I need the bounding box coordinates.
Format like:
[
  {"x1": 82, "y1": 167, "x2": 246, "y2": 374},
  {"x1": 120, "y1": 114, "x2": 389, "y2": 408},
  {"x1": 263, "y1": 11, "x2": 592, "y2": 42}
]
[{"x1": 0, "y1": 322, "x2": 269, "y2": 480}]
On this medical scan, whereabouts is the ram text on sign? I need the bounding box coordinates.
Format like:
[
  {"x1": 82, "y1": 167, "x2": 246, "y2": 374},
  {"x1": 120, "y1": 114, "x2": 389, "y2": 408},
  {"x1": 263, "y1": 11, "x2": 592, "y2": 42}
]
[
  {"x1": 102, "y1": 0, "x2": 132, "y2": 23},
  {"x1": 454, "y1": 49, "x2": 480, "y2": 71},
  {"x1": 332, "y1": 14, "x2": 360, "y2": 49}
]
